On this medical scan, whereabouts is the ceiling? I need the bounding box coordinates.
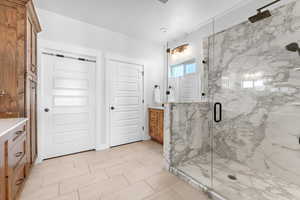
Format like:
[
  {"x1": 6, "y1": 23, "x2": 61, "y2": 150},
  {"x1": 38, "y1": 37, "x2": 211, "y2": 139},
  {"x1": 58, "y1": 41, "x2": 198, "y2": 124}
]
[{"x1": 35, "y1": 0, "x2": 247, "y2": 44}]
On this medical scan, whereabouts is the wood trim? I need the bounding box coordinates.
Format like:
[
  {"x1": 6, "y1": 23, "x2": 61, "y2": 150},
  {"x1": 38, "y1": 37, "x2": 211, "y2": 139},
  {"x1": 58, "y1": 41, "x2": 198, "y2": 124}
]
[
  {"x1": 0, "y1": 137, "x2": 6, "y2": 200},
  {"x1": 26, "y1": 1, "x2": 41, "y2": 33}
]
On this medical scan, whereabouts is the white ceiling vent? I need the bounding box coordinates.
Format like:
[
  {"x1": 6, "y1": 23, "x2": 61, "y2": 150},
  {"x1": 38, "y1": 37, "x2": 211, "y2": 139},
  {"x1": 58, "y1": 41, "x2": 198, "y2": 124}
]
[{"x1": 158, "y1": 0, "x2": 168, "y2": 4}]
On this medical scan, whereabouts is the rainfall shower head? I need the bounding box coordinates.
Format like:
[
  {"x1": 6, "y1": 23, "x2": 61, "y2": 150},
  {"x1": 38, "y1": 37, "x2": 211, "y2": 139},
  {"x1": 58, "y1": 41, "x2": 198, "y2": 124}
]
[
  {"x1": 249, "y1": 10, "x2": 271, "y2": 23},
  {"x1": 286, "y1": 43, "x2": 300, "y2": 55},
  {"x1": 248, "y1": 0, "x2": 281, "y2": 23}
]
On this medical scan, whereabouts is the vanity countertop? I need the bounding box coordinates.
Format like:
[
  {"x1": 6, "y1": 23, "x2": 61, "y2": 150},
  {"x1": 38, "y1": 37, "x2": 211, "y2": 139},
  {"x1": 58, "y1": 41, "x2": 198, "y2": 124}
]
[
  {"x1": 0, "y1": 118, "x2": 28, "y2": 138},
  {"x1": 148, "y1": 106, "x2": 165, "y2": 110}
]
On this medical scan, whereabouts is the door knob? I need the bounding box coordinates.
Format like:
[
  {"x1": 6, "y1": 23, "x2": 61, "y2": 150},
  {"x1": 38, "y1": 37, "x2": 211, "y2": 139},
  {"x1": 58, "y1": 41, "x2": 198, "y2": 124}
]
[
  {"x1": 110, "y1": 106, "x2": 115, "y2": 110},
  {"x1": 44, "y1": 108, "x2": 50, "y2": 112}
]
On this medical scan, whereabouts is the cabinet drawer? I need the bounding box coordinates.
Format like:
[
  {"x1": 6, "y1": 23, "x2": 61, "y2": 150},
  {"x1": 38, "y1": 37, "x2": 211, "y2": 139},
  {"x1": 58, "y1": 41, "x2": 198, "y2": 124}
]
[
  {"x1": 11, "y1": 159, "x2": 26, "y2": 200},
  {"x1": 7, "y1": 125, "x2": 26, "y2": 149},
  {"x1": 8, "y1": 137, "x2": 26, "y2": 170}
]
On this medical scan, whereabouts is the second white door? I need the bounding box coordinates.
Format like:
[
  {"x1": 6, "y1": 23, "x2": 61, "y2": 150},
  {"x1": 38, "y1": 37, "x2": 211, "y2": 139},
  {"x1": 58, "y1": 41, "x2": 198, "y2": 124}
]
[{"x1": 107, "y1": 59, "x2": 144, "y2": 147}]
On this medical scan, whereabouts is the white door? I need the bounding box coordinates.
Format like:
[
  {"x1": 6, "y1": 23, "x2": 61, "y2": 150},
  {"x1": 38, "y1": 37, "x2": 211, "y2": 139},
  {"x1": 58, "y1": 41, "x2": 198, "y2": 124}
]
[
  {"x1": 108, "y1": 59, "x2": 144, "y2": 147},
  {"x1": 42, "y1": 53, "x2": 96, "y2": 159}
]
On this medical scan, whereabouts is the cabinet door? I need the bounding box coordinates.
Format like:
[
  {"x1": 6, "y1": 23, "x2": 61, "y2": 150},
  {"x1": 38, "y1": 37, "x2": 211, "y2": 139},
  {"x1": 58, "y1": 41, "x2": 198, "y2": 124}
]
[
  {"x1": 0, "y1": 4, "x2": 18, "y2": 116},
  {"x1": 149, "y1": 109, "x2": 157, "y2": 139},
  {"x1": 29, "y1": 80, "x2": 37, "y2": 163},
  {"x1": 157, "y1": 110, "x2": 164, "y2": 144}
]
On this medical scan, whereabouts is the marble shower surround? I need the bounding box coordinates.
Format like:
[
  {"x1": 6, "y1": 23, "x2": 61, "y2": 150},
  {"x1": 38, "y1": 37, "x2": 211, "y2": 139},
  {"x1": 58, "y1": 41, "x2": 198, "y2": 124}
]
[
  {"x1": 166, "y1": 1, "x2": 300, "y2": 200},
  {"x1": 206, "y1": 0, "x2": 300, "y2": 186},
  {"x1": 168, "y1": 103, "x2": 211, "y2": 167},
  {"x1": 166, "y1": 103, "x2": 300, "y2": 200}
]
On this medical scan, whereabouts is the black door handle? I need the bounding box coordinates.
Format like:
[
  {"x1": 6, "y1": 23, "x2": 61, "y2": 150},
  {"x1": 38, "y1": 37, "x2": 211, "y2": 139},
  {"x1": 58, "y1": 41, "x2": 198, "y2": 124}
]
[
  {"x1": 110, "y1": 106, "x2": 115, "y2": 110},
  {"x1": 44, "y1": 108, "x2": 50, "y2": 112},
  {"x1": 214, "y1": 103, "x2": 222, "y2": 123}
]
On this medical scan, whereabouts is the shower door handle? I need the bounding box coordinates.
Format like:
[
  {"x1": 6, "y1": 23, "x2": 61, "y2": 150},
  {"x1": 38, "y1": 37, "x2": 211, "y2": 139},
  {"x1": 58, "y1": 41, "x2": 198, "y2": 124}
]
[{"x1": 214, "y1": 102, "x2": 222, "y2": 123}]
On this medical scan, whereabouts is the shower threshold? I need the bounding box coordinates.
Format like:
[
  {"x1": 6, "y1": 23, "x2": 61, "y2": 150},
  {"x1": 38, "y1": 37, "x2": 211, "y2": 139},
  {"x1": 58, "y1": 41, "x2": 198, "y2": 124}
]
[{"x1": 171, "y1": 156, "x2": 300, "y2": 200}]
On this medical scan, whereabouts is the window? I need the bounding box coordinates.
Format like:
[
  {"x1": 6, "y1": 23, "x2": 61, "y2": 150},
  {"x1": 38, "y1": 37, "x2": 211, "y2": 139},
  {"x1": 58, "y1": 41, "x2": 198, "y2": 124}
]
[
  {"x1": 170, "y1": 60, "x2": 197, "y2": 78},
  {"x1": 170, "y1": 64, "x2": 184, "y2": 78},
  {"x1": 185, "y1": 63, "x2": 197, "y2": 74}
]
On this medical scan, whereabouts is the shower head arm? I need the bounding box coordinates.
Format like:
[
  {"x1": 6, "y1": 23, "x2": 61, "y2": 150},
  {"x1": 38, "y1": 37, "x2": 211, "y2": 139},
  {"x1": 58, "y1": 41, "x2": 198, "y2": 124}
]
[{"x1": 257, "y1": 0, "x2": 281, "y2": 12}]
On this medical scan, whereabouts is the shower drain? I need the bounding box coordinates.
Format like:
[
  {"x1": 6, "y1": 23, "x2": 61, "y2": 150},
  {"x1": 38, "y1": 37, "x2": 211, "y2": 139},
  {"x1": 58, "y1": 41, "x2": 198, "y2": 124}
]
[{"x1": 228, "y1": 175, "x2": 237, "y2": 180}]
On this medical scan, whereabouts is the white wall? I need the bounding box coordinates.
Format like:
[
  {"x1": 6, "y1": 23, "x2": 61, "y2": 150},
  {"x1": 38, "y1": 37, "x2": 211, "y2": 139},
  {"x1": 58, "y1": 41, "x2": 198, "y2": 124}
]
[{"x1": 37, "y1": 9, "x2": 165, "y2": 149}]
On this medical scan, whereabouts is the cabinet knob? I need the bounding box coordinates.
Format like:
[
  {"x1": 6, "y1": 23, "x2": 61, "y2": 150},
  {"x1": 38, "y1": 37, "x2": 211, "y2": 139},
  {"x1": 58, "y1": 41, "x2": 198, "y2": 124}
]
[
  {"x1": 15, "y1": 152, "x2": 23, "y2": 158},
  {"x1": 110, "y1": 106, "x2": 115, "y2": 110},
  {"x1": 44, "y1": 108, "x2": 50, "y2": 112},
  {"x1": 15, "y1": 178, "x2": 24, "y2": 186}
]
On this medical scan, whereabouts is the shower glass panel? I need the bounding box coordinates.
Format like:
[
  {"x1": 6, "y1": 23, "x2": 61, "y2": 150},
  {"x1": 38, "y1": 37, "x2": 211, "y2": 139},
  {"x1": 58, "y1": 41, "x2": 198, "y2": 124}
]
[
  {"x1": 168, "y1": 19, "x2": 215, "y2": 188},
  {"x1": 166, "y1": 21, "x2": 213, "y2": 103},
  {"x1": 209, "y1": 1, "x2": 300, "y2": 200}
]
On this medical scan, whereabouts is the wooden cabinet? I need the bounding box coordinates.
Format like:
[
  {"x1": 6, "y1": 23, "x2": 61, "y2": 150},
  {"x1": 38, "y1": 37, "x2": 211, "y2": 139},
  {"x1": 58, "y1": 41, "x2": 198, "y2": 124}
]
[
  {"x1": 6, "y1": 123, "x2": 27, "y2": 200},
  {"x1": 25, "y1": 0, "x2": 40, "y2": 166},
  {"x1": 0, "y1": 0, "x2": 40, "y2": 199},
  {"x1": 0, "y1": 2, "x2": 25, "y2": 118},
  {"x1": 148, "y1": 108, "x2": 164, "y2": 144},
  {"x1": 0, "y1": 119, "x2": 27, "y2": 200},
  {"x1": 0, "y1": 0, "x2": 40, "y2": 161}
]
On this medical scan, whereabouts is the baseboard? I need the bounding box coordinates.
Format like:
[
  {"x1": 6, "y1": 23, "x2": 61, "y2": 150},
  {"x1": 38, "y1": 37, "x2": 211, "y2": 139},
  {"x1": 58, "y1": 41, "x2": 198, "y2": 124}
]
[
  {"x1": 143, "y1": 135, "x2": 151, "y2": 140},
  {"x1": 35, "y1": 156, "x2": 43, "y2": 164},
  {"x1": 95, "y1": 143, "x2": 109, "y2": 151}
]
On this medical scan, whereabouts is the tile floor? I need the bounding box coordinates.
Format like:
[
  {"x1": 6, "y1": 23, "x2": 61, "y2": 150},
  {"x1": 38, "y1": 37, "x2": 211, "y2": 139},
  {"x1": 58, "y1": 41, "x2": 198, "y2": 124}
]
[{"x1": 19, "y1": 140, "x2": 209, "y2": 200}]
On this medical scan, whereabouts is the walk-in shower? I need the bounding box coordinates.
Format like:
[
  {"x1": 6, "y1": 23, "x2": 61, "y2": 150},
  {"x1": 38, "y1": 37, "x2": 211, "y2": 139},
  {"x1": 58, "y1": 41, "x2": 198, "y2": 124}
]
[{"x1": 165, "y1": 1, "x2": 300, "y2": 200}]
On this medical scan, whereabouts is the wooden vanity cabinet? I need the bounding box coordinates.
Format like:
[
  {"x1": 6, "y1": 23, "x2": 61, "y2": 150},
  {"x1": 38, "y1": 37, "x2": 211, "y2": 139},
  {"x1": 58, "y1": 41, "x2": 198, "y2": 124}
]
[
  {"x1": 0, "y1": 0, "x2": 40, "y2": 199},
  {"x1": 148, "y1": 108, "x2": 164, "y2": 144},
  {"x1": 0, "y1": 121, "x2": 27, "y2": 200},
  {"x1": 6, "y1": 124, "x2": 27, "y2": 200},
  {"x1": 0, "y1": 0, "x2": 40, "y2": 162}
]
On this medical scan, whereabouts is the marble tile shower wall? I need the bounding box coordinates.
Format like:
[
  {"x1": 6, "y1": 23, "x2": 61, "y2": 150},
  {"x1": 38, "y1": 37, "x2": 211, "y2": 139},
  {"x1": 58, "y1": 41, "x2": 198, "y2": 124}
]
[
  {"x1": 206, "y1": 0, "x2": 300, "y2": 186},
  {"x1": 168, "y1": 103, "x2": 211, "y2": 167},
  {"x1": 165, "y1": 1, "x2": 300, "y2": 199}
]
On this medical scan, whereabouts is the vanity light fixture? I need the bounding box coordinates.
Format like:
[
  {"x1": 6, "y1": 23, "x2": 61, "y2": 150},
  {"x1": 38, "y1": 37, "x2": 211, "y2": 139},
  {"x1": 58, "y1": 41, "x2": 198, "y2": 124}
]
[{"x1": 171, "y1": 44, "x2": 189, "y2": 55}]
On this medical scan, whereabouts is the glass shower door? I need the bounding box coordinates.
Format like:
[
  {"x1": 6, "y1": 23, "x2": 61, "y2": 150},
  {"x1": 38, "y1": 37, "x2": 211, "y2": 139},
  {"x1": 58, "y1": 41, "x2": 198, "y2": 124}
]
[
  {"x1": 168, "y1": 20, "x2": 215, "y2": 190},
  {"x1": 209, "y1": 1, "x2": 300, "y2": 200}
]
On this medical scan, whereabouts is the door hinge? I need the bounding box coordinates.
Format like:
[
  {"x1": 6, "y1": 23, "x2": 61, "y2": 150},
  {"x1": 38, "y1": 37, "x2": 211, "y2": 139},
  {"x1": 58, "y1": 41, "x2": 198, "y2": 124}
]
[
  {"x1": 142, "y1": 99, "x2": 144, "y2": 103},
  {"x1": 56, "y1": 54, "x2": 65, "y2": 58},
  {"x1": 78, "y1": 58, "x2": 87, "y2": 61},
  {"x1": 142, "y1": 126, "x2": 144, "y2": 131}
]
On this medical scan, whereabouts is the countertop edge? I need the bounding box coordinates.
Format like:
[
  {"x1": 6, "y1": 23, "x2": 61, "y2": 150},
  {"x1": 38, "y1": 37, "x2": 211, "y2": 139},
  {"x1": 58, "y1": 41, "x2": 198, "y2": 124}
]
[
  {"x1": 0, "y1": 118, "x2": 28, "y2": 139},
  {"x1": 148, "y1": 107, "x2": 165, "y2": 110}
]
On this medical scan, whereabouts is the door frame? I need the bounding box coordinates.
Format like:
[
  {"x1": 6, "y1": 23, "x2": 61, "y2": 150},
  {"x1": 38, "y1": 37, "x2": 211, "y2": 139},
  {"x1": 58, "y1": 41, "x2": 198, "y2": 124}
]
[
  {"x1": 105, "y1": 53, "x2": 145, "y2": 147},
  {"x1": 37, "y1": 39, "x2": 104, "y2": 162}
]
